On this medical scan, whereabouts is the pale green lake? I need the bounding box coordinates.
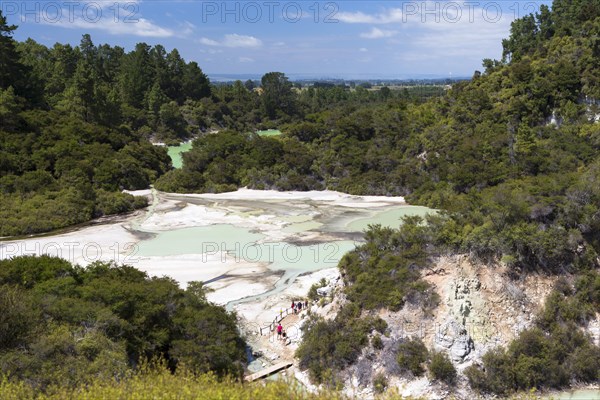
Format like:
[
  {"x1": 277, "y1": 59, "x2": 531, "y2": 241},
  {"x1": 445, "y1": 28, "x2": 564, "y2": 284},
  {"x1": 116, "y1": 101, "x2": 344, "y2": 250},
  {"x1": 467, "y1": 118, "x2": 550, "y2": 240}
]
[
  {"x1": 548, "y1": 389, "x2": 600, "y2": 400},
  {"x1": 256, "y1": 129, "x2": 282, "y2": 137},
  {"x1": 127, "y1": 192, "x2": 437, "y2": 309},
  {"x1": 321, "y1": 205, "x2": 435, "y2": 234},
  {"x1": 136, "y1": 225, "x2": 265, "y2": 257},
  {"x1": 136, "y1": 224, "x2": 355, "y2": 275},
  {"x1": 167, "y1": 142, "x2": 193, "y2": 169},
  {"x1": 133, "y1": 199, "x2": 432, "y2": 307},
  {"x1": 346, "y1": 205, "x2": 434, "y2": 231}
]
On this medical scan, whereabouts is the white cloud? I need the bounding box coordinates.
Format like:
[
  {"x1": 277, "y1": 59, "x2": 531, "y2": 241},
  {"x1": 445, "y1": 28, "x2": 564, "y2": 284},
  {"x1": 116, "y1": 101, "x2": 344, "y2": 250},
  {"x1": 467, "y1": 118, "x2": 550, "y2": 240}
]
[
  {"x1": 38, "y1": 1, "x2": 174, "y2": 38},
  {"x1": 390, "y1": 2, "x2": 513, "y2": 65},
  {"x1": 199, "y1": 48, "x2": 223, "y2": 54},
  {"x1": 223, "y1": 34, "x2": 262, "y2": 48},
  {"x1": 180, "y1": 21, "x2": 196, "y2": 36},
  {"x1": 63, "y1": 17, "x2": 174, "y2": 37},
  {"x1": 336, "y1": 2, "x2": 514, "y2": 67},
  {"x1": 198, "y1": 34, "x2": 262, "y2": 48},
  {"x1": 360, "y1": 28, "x2": 398, "y2": 39},
  {"x1": 359, "y1": 47, "x2": 368, "y2": 52},
  {"x1": 338, "y1": 8, "x2": 404, "y2": 24},
  {"x1": 198, "y1": 37, "x2": 220, "y2": 46},
  {"x1": 238, "y1": 57, "x2": 255, "y2": 63}
]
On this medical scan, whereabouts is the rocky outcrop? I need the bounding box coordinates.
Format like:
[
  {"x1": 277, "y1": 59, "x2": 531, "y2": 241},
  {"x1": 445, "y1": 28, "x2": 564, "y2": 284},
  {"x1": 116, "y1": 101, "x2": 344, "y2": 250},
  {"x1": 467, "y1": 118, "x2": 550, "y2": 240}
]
[{"x1": 434, "y1": 319, "x2": 474, "y2": 362}]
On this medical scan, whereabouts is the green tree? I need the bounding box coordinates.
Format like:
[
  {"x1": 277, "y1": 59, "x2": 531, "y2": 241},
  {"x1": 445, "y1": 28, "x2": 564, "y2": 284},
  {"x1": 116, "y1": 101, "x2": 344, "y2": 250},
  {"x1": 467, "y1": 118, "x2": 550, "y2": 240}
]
[
  {"x1": 119, "y1": 43, "x2": 154, "y2": 108},
  {"x1": 182, "y1": 61, "x2": 211, "y2": 100},
  {"x1": 261, "y1": 71, "x2": 294, "y2": 118},
  {"x1": 0, "y1": 11, "x2": 26, "y2": 93},
  {"x1": 0, "y1": 85, "x2": 22, "y2": 129}
]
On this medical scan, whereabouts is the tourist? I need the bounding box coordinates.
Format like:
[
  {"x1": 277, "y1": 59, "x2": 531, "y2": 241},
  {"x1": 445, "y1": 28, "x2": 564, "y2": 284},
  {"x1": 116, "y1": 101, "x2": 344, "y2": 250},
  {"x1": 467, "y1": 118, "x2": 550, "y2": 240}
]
[
  {"x1": 277, "y1": 323, "x2": 282, "y2": 339},
  {"x1": 297, "y1": 301, "x2": 302, "y2": 312}
]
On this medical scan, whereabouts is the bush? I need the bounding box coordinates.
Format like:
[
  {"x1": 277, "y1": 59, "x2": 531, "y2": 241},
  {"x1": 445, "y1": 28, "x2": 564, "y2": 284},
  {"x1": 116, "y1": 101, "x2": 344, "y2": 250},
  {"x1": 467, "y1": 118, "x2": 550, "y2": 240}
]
[
  {"x1": 396, "y1": 338, "x2": 428, "y2": 376},
  {"x1": 429, "y1": 351, "x2": 457, "y2": 385},
  {"x1": 340, "y1": 220, "x2": 437, "y2": 311},
  {"x1": 372, "y1": 372, "x2": 388, "y2": 394},
  {"x1": 308, "y1": 278, "x2": 327, "y2": 301},
  {"x1": 0, "y1": 256, "x2": 247, "y2": 390},
  {"x1": 371, "y1": 335, "x2": 384, "y2": 350},
  {"x1": 296, "y1": 304, "x2": 387, "y2": 385},
  {"x1": 94, "y1": 190, "x2": 148, "y2": 217},
  {"x1": 467, "y1": 275, "x2": 600, "y2": 395}
]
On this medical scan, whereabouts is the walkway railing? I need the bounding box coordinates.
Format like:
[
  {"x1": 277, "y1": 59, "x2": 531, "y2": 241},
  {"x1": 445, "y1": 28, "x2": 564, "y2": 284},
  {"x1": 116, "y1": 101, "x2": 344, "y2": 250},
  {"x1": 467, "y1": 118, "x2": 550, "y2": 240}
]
[{"x1": 258, "y1": 306, "x2": 294, "y2": 336}]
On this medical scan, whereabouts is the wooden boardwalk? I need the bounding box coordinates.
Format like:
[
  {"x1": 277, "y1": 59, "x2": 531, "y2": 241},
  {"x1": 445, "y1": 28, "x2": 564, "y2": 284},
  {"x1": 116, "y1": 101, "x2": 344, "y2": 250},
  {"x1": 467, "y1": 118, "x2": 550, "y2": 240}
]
[{"x1": 244, "y1": 362, "x2": 293, "y2": 382}]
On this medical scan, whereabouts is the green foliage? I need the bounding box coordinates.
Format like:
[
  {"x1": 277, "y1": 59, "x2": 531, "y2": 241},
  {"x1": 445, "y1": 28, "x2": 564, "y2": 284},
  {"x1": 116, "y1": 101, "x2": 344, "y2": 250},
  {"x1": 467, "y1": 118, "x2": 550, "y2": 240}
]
[
  {"x1": 466, "y1": 272, "x2": 600, "y2": 395},
  {"x1": 372, "y1": 372, "x2": 388, "y2": 394},
  {"x1": 0, "y1": 256, "x2": 246, "y2": 391},
  {"x1": 155, "y1": 131, "x2": 321, "y2": 193},
  {"x1": 0, "y1": 12, "x2": 28, "y2": 96},
  {"x1": 0, "y1": 285, "x2": 40, "y2": 348},
  {"x1": 261, "y1": 72, "x2": 295, "y2": 118},
  {"x1": 296, "y1": 303, "x2": 387, "y2": 385},
  {"x1": 0, "y1": 364, "x2": 366, "y2": 400},
  {"x1": 396, "y1": 338, "x2": 428, "y2": 376},
  {"x1": 428, "y1": 352, "x2": 456, "y2": 385},
  {"x1": 340, "y1": 220, "x2": 438, "y2": 311},
  {"x1": 0, "y1": 19, "x2": 222, "y2": 236},
  {"x1": 372, "y1": 335, "x2": 384, "y2": 351},
  {"x1": 308, "y1": 278, "x2": 327, "y2": 301}
]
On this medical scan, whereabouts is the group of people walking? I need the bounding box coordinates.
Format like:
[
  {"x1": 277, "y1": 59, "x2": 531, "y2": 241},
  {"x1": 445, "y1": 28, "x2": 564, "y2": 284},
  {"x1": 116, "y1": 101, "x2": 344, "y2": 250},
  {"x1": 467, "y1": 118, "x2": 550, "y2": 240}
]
[
  {"x1": 275, "y1": 299, "x2": 310, "y2": 341},
  {"x1": 291, "y1": 299, "x2": 308, "y2": 314}
]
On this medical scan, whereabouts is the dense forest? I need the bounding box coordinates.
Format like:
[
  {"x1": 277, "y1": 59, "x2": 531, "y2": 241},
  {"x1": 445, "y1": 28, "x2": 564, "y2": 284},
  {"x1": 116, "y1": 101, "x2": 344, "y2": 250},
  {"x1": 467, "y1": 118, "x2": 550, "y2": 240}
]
[{"x1": 0, "y1": 255, "x2": 246, "y2": 391}]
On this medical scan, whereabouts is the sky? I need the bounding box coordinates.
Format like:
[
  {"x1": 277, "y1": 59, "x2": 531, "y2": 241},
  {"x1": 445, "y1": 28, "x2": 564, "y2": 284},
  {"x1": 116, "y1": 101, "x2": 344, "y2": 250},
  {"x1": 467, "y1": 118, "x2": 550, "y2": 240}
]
[{"x1": 2, "y1": 0, "x2": 553, "y2": 79}]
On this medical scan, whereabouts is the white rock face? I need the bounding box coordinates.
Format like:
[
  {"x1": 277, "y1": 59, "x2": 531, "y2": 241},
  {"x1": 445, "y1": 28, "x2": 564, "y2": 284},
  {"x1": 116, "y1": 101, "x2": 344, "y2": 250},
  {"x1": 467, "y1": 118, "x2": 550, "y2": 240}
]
[
  {"x1": 588, "y1": 316, "x2": 600, "y2": 347},
  {"x1": 434, "y1": 319, "x2": 474, "y2": 362}
]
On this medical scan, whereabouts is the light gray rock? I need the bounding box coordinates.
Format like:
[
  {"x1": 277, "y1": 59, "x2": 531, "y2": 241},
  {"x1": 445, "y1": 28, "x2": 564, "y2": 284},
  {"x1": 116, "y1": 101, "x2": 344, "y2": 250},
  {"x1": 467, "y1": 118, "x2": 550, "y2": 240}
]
[
  {"x1": 317, "y1": 286, "x2": 332, "y2": 296},
  {"x1": 434, "y1": 319, "x2": 474, "y2": 362}
]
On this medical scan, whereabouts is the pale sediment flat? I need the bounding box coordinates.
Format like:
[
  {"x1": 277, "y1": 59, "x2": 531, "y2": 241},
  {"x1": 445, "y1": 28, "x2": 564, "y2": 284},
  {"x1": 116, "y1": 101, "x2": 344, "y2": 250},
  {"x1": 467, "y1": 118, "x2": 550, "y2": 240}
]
[
  {"x1": 1, "y1": 189, "x2": 429, "y2": 324},
  {"x1": 174, "y1": 188, "x2": 406, "y2": 206}
]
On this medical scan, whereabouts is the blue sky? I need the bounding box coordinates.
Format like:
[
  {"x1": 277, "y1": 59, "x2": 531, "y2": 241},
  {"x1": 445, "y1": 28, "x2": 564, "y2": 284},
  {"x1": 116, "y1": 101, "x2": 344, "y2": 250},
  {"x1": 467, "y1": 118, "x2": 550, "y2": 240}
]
[{"x1": 3, "y1": 1, "x2": 552, "y2": 78}]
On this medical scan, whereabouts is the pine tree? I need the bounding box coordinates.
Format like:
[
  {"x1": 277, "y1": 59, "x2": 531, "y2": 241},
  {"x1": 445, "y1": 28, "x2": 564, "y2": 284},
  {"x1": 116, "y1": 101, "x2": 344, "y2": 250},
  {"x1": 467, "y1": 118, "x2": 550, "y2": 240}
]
[{"x1": 0, "y1": 11, "x2": 26, "y2": 93}]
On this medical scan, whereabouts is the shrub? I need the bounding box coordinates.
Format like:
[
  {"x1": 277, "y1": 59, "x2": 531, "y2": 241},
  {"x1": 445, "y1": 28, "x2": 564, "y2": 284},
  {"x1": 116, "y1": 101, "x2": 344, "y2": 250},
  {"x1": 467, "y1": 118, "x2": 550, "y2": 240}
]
[
  {"x1": 308, "y1": 278, "x2": 328, "y2": 301},
  {"x1": 429, "y1": 351, "x2": 457, "y2": 385},
  {"x1": 396, "y1": 338, "x2": 428, "y2": 376},
  {"x1": 371, "y1": 335, "x2": 384, "y2": 350},
  {"x1": 372, "y1": 372, "x2": 388, "y2": 394},
  {"x1": 0, "y1": 256, "x2": 247, "y2": 390},
  {"x1": 467, "y1": 275, "x2": 600, "y2": 395},
  {"x1": 296, "y1": 305, "x2": 387, "y2": 385}
]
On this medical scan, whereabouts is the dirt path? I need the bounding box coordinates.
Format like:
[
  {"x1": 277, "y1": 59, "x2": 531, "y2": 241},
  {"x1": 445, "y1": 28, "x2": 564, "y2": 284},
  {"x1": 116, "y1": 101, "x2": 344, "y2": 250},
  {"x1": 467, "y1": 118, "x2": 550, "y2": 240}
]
[{"x1": 242, "y1": 306, "x2": 310, "y2": 372}]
